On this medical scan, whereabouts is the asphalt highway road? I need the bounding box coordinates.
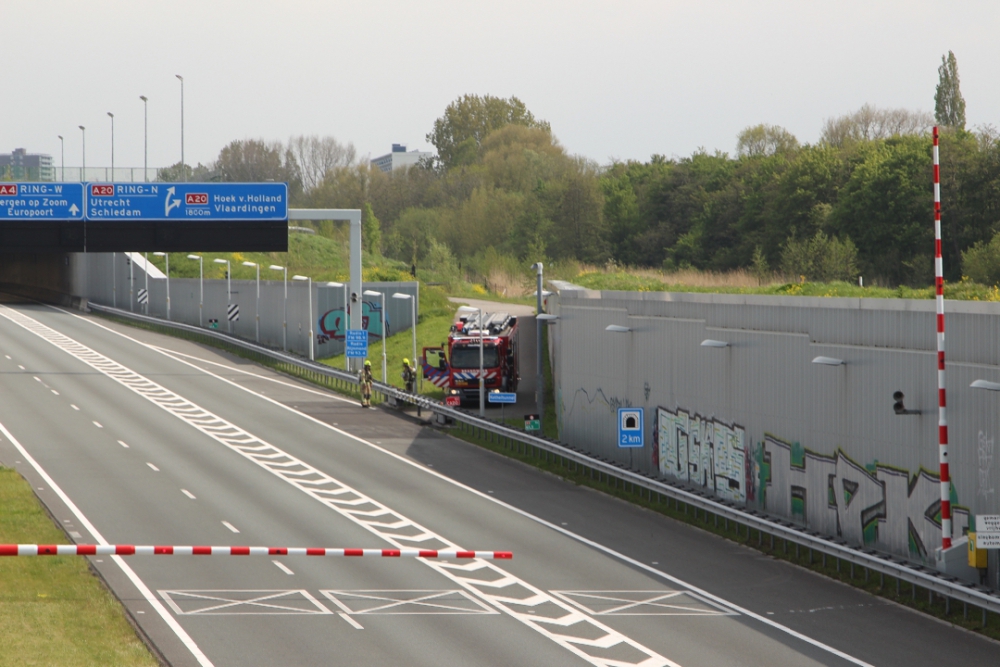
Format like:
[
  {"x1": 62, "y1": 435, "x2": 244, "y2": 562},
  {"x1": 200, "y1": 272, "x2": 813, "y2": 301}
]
[{"x1": 0, "y1": 299, "x2": 997, "y2": 666}]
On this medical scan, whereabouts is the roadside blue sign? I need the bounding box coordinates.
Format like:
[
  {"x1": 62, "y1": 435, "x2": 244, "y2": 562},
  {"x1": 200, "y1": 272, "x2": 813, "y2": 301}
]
[
  {"x1": 618, "y1": 407, "x2": 644, "y2": 447},
  {"x1": 345, "y1": 329, "x2": 368, "y2": 359},
  {"x1": 84, "y1": 182, "x2": 288, "y2": 221},
  {"x1": 488, "y1": 392, "x2": 517, "y2": 404},
  {"x1": 0, "y1": 182, "x2": 84, "y2": 220}
]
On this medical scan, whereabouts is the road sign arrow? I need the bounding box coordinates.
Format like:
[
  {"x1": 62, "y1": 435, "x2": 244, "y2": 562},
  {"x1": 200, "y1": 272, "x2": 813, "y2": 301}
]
[
  {"x1": 69, "y1": 204, "x2": 79, "y2": 216},
  {"x1": 164, "y1": 186, "x2": 181, "y2": 217}
]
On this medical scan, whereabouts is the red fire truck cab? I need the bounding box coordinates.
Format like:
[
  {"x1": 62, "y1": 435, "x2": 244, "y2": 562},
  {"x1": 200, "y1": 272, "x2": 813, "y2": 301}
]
[{"x1": 422, "y1": 311, "x2": 519, "y2": 404}]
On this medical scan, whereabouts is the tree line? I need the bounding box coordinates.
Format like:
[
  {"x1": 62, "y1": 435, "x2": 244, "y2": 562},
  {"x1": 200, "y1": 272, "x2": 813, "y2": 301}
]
[{"x1": 165, "y1": 52, "x2": 1000, "y2": 288}]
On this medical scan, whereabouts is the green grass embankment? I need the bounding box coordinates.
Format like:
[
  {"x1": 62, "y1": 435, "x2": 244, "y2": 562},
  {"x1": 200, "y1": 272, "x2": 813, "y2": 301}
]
[{"x1": 0, "y1": 467, "x2": 158, "y2": 666}]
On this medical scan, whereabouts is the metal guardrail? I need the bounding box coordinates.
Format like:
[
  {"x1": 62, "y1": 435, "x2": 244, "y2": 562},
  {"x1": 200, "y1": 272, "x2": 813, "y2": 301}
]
[{"x1": 89, "y1": 303, "x2": 1000, "y2": 621}]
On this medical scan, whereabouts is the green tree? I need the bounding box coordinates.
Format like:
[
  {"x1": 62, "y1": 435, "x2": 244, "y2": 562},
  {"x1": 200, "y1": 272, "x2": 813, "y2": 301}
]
[
  {"x1": 961, "y1": 231, "x2": 1000, "y2": 286},
  {"x1": 362, "y1": 202, "x2": 382, "y2": 255},
  {"x1": 935, "y1": 51, "x2": 966, "y2": 130},
  {"x1": 780, "y1": 230, "x2": 858, "y2": 282},
  {"x1": 736, "y1": 124, "x2": 799, "y2": 158},
  {"x1": 426, "y1": 94, "x2": 550, "y2": 170},
  {"x1": 215, "y1": 139, "x2": 302, "y2": 199}
]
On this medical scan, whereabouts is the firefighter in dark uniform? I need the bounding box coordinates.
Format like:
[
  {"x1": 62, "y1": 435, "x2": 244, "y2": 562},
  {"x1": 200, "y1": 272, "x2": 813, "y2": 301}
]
[
  {"x1": 401, "y1": 358, "x2": 416, "y2": 394},
  {"x1": 359, "y1": 360, "x2": 374, "y2": 407}
]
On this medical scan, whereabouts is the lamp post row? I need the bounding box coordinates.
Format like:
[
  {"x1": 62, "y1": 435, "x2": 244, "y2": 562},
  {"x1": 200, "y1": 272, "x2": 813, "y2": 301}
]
[{"x1": 65, "y1": 75, "x2": 181, "y2": 182}]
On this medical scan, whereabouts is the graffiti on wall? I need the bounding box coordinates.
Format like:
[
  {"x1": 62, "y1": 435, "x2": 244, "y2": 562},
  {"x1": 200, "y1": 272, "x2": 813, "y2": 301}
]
[
  {"x1": 656, "y1": 407, "x2": 749, "y2": 504},
  {"x1": 757, "y1": 434, "x2": 969, "y2": 559},
  {"x1": 317, "y1": 301, "x2": 390, "y2": 346},
  {"x1": 655, "y1": 405, "x2": 969, "y2": 560}
]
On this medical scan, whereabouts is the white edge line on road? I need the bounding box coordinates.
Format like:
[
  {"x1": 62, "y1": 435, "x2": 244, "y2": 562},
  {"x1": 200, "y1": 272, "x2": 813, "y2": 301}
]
[
  {"x1": 145, "y1": 344, "x2": 357, "y2": 404},
  {"x1": 68, "y1": 306, "x2": 873, "y2": 667},
  {"x1": 71, "y1": 404, "x2": 79, "y2": 411},
  {"x1": 222, "y1": 521, "x2": 240, "y2": 534},
  {"x1": 118, "y1": 440, "x2": 130, "y2": 448},
  {"x1": 273, "y1": 560, "x2": 294, "y2": 575},
  {"x1": 146, "y1": 462, "x2": 159, "y2": 472},
  {"x1": 181, "y1": 489, "x2": 196, "y2": 500},
  {"x1": 338, "y1": 612, "x2": 364, "y2": 629},
  {"x1": 0, "y1": 420, "x2": 214, "y2": 667}
]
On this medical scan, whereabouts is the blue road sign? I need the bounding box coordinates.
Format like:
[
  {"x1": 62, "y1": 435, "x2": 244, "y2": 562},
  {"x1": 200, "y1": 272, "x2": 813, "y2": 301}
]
[
  {"x1": 488, "y1": 392, "x2": 517, "y2": 404},
  {"x1": 0, "y1": 182, "x2": 84, "y2": 220},
  {"x1": 618, "y1": 407, "x2": 644, "y2": 448},
  {"x1": 345, "y1": 329, "x2": 368, "y2": 359},
  {"x1": 84, "y1": 182, "x2": 288, "y2": 221}
]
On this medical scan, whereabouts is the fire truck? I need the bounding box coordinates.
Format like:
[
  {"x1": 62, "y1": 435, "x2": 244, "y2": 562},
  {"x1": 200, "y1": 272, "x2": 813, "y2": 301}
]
[{"x1": 422, "y1": 311, "x2": 520, "y2": 404}]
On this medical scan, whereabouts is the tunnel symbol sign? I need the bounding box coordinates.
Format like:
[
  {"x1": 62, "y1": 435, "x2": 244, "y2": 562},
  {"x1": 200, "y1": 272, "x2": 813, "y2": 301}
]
[{"x1": 618, "y1": 408, "x2": 644, "y2": 448}]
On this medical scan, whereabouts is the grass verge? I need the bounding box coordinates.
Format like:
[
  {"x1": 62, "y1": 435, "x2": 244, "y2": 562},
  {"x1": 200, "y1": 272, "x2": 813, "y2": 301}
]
[{"x1": 0, "y1": 467, "x2": 159, "y2": 666}]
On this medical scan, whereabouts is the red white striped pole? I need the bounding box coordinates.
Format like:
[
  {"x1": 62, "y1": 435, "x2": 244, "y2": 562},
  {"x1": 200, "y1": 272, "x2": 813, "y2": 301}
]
[
  {"x1": 933, "y1": 126, "x2": 951, "y2": 550},
  {"x1": 0, "y1": 545, "x2": 512, "y2": 559}
]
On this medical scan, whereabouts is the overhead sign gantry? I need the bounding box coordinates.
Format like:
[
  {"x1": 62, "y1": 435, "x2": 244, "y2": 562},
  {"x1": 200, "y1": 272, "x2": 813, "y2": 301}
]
[{"x1": 0, "y1": 182, "x2": 289, "y2": 252}]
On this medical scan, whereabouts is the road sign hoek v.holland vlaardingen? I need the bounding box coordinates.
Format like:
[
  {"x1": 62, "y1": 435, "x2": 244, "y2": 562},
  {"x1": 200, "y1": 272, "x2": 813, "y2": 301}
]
[
  {"x1": 0, "y1": 182, "x2": 84, "y2": 219},
  {"x1": 618, "y1": 407, "x2": 643, "y2": 448}
]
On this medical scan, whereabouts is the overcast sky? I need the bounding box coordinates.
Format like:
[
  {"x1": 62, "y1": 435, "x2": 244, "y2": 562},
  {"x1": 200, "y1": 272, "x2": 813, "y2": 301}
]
[{"x1": 4, "y1": 1, "x2": 998, "y2": 173}]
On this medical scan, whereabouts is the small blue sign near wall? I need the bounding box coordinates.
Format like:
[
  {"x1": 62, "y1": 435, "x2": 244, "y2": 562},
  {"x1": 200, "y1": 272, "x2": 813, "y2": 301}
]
[
  {"x1": 618, "y1": 407, "x2": 644, "y2": 447},
  {"x1": 345, "y1": 329, "x2": 368, "y2": 359}
]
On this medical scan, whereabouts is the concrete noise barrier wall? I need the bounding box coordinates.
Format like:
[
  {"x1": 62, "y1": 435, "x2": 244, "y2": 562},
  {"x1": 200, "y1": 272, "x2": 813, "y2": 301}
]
[{"x1": 547, "y1": 283, "x2": 1000, "y2": 573}]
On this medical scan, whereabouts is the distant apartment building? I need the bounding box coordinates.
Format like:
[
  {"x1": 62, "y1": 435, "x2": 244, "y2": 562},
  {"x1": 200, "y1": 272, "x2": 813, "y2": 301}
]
[
  {"x1": 0, "y1": 148, "x2": 55, "y2": 181},
  {"x1": 371, "y1": 144, "x2": 433, "y2": 173}
]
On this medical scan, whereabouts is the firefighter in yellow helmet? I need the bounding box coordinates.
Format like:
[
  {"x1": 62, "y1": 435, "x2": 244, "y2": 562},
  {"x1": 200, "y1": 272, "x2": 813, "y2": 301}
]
[
  {"x1": 401, "y1": 357, "x2": 416, "y2": 394},
  {"x1": 359, "y1": 359, "x2": 374, "y2": 407}
]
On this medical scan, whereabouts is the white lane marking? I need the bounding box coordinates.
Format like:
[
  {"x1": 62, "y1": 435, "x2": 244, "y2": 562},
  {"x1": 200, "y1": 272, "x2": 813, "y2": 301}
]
[
  {"x1": 13, "y1": 306, "x2": 676, "y2": 667},
  {"x1": 144, "y1": 329, "x2": 878, "y2": 666},
  {"x1": 58, "y1": 304, "x2": 875, "y2": 666},
  {"x1": 147, "y1": 345, "x2": 356, "y2": 404},
  {"x1": 181, "y1": 489, "x2": 196, "y2": 500},
  {"x1": 71, "y1": 404, "x2": 79, "y2": 411},
  {"x1": 34, "y1": 376, "x2": 41, "y2": 382},
  {"x1": 93, "y1": 421, "x2": 103, "y2": 428},
  {"x1": 4, "y1": 354, "x2": 10, "y2": 359},
  {"x1": 118, "y1": 440, "x2": 130, "y2": 448},
  {"x1": 338, "y1": 612, "x2": 364, "y2": 630},
  {"x1": 146, "y1": 462, "x2": 160, "y2": 472},
  {"x1": 51, "y1": 390, "x2": 59, "y2": 395},
  {"x1": 273, "y1": 560, "x2": 294, "y2": 575},
  {"x1": 222, "y1": 521, "x2": 240, "y2": 534},
  {"x1": 18, "y1": 364, "x2": 25, "y2": 369},
  {"x1": 0, "y1": 420, "x2": 214, "y2": 667}
]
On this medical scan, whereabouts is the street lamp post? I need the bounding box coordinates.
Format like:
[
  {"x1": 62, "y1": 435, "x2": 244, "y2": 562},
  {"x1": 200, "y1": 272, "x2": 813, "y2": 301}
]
[
  {"x1": 112, "y1": 251, "x2": 117, "y2": 308},
  {"x1": 187, "y1": 255, "x2": 203, "y2": 327},
  {"x1": 269, "y1": 265, "x2": 287, "y2": 350},
  {"x1": 457, "y1": 305, "x2": 485, "y2": 417},
  {"x1": 153, "y1": 252, "x2": 170, "y2": 320},
  {"x1": 327, "y1": 282, "x2": 349, "y2": 370},
  {"x1": 293, "y1": 275, "x2": 313, "y2": 360},
  {"x1": 364, "y1": 290, "x2": 387, "y2": 383},
  {"x1": 532, "y1": 262, "x2": 544, "y2": 429},
  {"x1": 214, "y1": 258, "x2": 231, "y2": 332},
  {"x1": 128, "y1": 251, "x2": 134, "y2": 312},
  {"x1": 107, "y1": 112, "x2": 114, "y2": 181},
  {"x1": 176, "y1": 75, "x2": 185, "y2": 181},
  {"x1": 392, "y1": 292, "x2": 418, "y2": 393},
  {"x1": 139, "y1": 96, "x2": 148, "y2": 182},
  {"x1": 57, "y1": 135, "x2": 64, "y2": 181},
  {"x1": 144, "y1": 252, "x2": 149, "y2": 315},
  {"x1": 78, "y1": 126, "x2": 85, "y2": 182},
  {"x1": 243, "y1": 261, "x2": 260, "y2": 342}
]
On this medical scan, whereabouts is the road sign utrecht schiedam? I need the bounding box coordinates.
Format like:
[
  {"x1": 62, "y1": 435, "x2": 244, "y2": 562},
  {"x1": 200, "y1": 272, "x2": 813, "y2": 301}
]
[
  {"x1": 0, "y1": 183, "x2": 84, "y2": 219},
  {"x1": 618, "y1": 407, "x2": 644, "y2": 448},
  {"x1": 85, "y1": 183, "x2": 288, "y2": 221}
]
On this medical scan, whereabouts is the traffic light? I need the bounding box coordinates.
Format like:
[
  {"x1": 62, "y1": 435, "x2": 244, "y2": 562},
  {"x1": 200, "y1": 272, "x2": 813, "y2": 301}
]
[{"x1": 893, "y1": 391, "x2": 918, "y2": 415}]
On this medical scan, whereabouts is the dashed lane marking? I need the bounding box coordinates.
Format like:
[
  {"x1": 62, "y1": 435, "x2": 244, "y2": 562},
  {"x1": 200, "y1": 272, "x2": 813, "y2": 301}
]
[
  {"x1": 222, "y1": 521, "x2": 240, "y2": 533},
  {"x1": 146, "y1": 462, "x2": 159, "y2": 472},
  {"x1": 273, "y1": 561, "x2": 294, "y2": 575},
  {"x1": 181, "y1": 489, "x2": 196, "y2": 499},
  {"x1": 3, "y1": 304, "x2": 681, "y2": 667},
  {"x1": 118, "y1": 440, "x2": 130, "y2": 448}
]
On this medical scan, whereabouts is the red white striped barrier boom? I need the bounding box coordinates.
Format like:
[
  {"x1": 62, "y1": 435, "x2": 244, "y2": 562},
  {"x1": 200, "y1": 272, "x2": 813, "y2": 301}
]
[
  {"x1": 0, "y1": 545, "x2": 512, "y2": 559},
  {"x1": 933, "y1": 126, "x2": 952, "y2": 550}
]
